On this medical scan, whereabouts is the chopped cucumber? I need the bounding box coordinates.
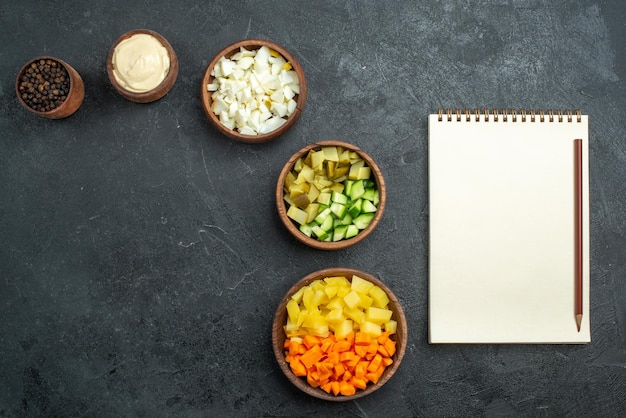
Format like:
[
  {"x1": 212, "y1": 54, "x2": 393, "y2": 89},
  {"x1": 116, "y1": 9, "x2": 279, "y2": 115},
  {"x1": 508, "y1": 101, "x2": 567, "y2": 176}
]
[
  {"x1": 362, "y1": 188, "x2": 377, "y2": 202},
  {"x1": 353, "y1": 213, "x2": 375, "y2": 229},
  {"x1": 345, "y1": 224, "x2": 359, "y2": 239},
  {"x1": 311, "y1": 225, "x2": 329, "y2": 240},
  {"x1": 361, "y1": 200, "x2": 377, "y2": 213},
  {"x1": 284, "y1": 145, "x2": 381, "y2": 243},
  {"x1": 348, "y1": 199, "x2": 363, "y2": 218},
  {"x1": 314, "y1": 207, "x2": 332, "y2": 224},
  {"x1": 349, "y1": 179, "x2": 366, "y2": 200},
  {"x1": 331, "y1": 191, "x2": 349, "y2": 205},
  {"x1": 330, "y1": 202, "x2": 348, "y2": 219},
  {"x1": 299, "y1": 223, "x2": 313, "y2": 237},
  {"x1": 339, "y1": 213, "x2": 353, "y2": 225},
  {"x1": 320, "y1": 214, "x2": 334, "y2": 232},
  {"x1": 333, "y1": 225, "x2": 347, "y2": 241}
]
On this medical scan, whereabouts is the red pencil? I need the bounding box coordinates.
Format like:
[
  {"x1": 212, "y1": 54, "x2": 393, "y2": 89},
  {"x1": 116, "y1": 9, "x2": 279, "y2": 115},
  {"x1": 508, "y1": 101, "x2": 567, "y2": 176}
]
[{"x1": 574, "y1": 139, "x2": 583, "y2": 332}]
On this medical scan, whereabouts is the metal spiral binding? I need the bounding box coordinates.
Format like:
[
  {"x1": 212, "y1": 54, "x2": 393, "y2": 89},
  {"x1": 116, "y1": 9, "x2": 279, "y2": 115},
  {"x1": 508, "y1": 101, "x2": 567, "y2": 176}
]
[{"x1": 437, "y1": 108, "x2": 582, "y2": 122}]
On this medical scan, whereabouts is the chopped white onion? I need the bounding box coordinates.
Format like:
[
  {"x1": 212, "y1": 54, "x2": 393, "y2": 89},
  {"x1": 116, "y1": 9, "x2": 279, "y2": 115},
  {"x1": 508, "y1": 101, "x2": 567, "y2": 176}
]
[{"x1": 208, "y1": 45, "x2": 300, "y2": 135}]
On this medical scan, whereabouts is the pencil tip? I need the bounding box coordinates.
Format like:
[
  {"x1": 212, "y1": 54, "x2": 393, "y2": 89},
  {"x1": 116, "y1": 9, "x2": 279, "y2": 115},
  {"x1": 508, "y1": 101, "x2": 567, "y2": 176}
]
[{"x1": 576, "y1": 314, "x2": 582, "y2": 332}]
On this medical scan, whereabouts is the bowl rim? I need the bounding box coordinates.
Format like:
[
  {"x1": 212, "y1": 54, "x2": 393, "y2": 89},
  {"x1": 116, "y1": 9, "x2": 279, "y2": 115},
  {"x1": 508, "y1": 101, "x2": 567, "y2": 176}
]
[
  {"x1": 271, "y1": 267, "x2": 407, "y2": 401},
  {"x1": 106, "y1": 28, "x2": 179, "y2": 103},
  {"x1": 275, "y1": 140, "x2": 386, "y2": 250},
  {"x1": 200, "y1": 38, "x2": 307, "y2": 144},
  {"x1": 15, "y1": 55, "x2": 85, "y2": 119}
]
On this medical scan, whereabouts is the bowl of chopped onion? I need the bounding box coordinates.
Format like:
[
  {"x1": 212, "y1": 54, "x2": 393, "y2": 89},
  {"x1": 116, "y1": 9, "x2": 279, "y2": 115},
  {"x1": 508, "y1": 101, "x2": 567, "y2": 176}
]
[
  {"x1": 201, "y1": 39, "x2": 307, "y2": 143},
  {"x1": 271, "y1": 267, "x2": 407, "y2": 401},
  {"x1": 276, "y1": 140, "x2": 386, "y2": 250}
]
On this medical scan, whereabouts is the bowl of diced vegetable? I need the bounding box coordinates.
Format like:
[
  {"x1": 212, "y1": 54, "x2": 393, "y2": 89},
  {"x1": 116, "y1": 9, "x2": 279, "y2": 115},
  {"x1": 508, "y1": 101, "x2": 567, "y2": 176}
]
[
  {"x1": 272, "y1": 267, "x2": 407, "y2": 401},
  {"x1": 201, "y1": 39, "x2": 307, "y2": 143},
  {"x1": 276, "y1": 140, "x2": 386, "y2": 250}
]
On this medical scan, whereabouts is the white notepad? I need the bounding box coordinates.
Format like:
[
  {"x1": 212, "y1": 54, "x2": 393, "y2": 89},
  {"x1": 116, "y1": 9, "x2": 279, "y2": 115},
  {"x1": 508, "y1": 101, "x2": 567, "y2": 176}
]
[{"x1": 428, "y1": 109, "x2": 590, "y2": 344}]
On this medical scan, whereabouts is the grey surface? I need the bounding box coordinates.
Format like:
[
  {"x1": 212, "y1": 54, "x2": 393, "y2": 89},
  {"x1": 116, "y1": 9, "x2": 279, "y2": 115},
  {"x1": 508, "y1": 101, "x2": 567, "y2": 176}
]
[{"x1": 1, "y1": 1, "x2": 625, "y2": 416}]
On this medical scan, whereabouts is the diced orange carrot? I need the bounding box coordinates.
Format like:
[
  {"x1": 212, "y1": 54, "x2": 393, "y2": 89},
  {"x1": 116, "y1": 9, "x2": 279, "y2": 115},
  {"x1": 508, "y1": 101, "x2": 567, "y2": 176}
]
[
  {"x1": 290, "y1": 358, "x2": 307, "y2": 377},
  {"x1": 351, "y1": 377, "x2": 367, "y2": 390},
  {"x1": 384, "y1": 339, "x2": 396, "y2": 357},
  {"x1": 354, "y1": 344, "x2": 369, "y2": 357},
  {"x1": 307, "y1": 373, "x2": 320, "y2": 388},
  {"x1": 284, "y1": 327, "x2": 396, "y2": 396},
  {"x1": 321, "y1": 382, "x2": 333, "y2": 394},
  {"x1": 377, "y1": 344, "x2": 390, "y2": 357},
  {"x1": 339, "y1": 380, "x2": 356, "y2": 396},
  {"x1": 300, "y1": 344, "x2": 325, "y2": 369},
  {"x1": 326, "y1": 351, "x2": 340, "y2": 364},
  {"x1": 333, "y1": 362, "x2": 346, "y2": 380},
  {"x1": 320, "y1": 338, "x2": 334, "y2": 353},
  {"x1": 367, "y1": 354, "x2": 383, "y2": 373},
  {"x1": 303, "y1": 335, "x2": 322, "y2": 349},
  {"x1": 332, "y1": 340, "x2": 351, "y2": 353},
  {"x1": 355, "y1": 331, "x2": 371, "y2": 345}
]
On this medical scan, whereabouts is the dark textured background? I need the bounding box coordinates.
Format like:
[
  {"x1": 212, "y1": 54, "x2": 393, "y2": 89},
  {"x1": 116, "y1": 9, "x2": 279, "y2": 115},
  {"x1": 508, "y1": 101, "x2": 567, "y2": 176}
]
[{"x1": 1, "y1": 1, "x2": 625, "y2": 417}]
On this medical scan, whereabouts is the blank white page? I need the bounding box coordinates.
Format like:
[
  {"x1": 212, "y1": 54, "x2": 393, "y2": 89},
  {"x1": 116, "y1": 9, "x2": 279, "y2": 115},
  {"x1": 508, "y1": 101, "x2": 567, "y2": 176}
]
[{"x1": 428, "y1": 111, "x2": 590, "y2": 344}]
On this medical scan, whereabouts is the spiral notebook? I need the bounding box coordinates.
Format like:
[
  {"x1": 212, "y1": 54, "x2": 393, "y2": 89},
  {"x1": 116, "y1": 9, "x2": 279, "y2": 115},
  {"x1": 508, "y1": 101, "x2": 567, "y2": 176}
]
[{"x1": 428, "y1": 109, "x2": 590, "y2": 344}]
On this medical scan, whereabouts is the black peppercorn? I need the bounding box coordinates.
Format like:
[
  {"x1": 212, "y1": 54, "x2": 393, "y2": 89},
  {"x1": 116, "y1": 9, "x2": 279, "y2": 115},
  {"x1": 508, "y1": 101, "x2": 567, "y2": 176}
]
[{"x1": 18, "y1": 58, "x2": 71, "y2": 113}]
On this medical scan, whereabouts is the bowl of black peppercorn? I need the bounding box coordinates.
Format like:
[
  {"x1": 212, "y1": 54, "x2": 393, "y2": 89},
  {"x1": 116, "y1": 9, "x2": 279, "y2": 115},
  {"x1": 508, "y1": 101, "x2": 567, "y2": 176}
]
[{"x1": 16, "y1": 56, "x2": 84, "y2": 119}]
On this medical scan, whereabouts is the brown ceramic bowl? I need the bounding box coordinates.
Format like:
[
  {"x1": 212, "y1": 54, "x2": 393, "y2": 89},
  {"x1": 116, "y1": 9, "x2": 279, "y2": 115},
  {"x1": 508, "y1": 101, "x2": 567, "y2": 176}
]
[
  {"x1": 201, "y1": 39, "x2": 307, "y2": 143},
  {"x1": 276, "y1": 140, "x2": 386, "y2": 250},
  {"x1": 272, "y1": 267, "x2": 407, "y2": 401},
  {"x1": 15, "y1": 56, "x2": 84, "y2": 119},
  {"x1": 107, "y1": 29, "x2": 178, "y2": 103}
]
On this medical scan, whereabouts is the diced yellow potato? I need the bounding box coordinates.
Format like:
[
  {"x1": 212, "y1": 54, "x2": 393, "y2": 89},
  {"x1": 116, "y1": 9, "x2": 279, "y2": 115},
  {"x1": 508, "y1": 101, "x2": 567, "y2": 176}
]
[
  {"x1": 323, "y1": 276, "x2": 351, "y2": 287},
  {"x1": 291, "y1": 287, "x2": 305, "y2": 303},
  {"x1": 344, "y1": 306, "x2": 365, "y2": 325},
  {"x1": 310, "y1": 325, "x2": 329, "y2": 337},
  {"x1": 360, "y1": 320, "x2": 382, "y2": 337},
  {"x1": 365, "y1": 306, "x2": 393, "y2": 325},
  {"x1": 343, "y1": 290, "x2": 361, "y2": 309},
  {"x1": 357, "y1": 293, "x2": 373, "y2": 309},
  {"x1": 314, "y1": 176, "x2": 333, "y2": 190},
  {"x1": 325, "y1": 308, "x2": 345, "y2": 324},
  {"x1": 302, "y1": 287, "x2": 315, "y2": 310},
  {"x1": 302, "y1": 311, "x2": 326, "y2": 329},
  {"x1": 284, "y1": 318, "x2": 299, "y2": 334},
  {"x1": 286, "y1": 299, "x2": 300, "y2": 324},
  {"x1": 287, "y1": 205, "x2": 307, "y2": 225},
  {"x1": 324, "y1": 285, "x2": 339, "y2": 299},
  {"x1": 369, "y1": 286, "x2": 390, "y2": 308},
  {"x1": 325, "y1": 296, "x2": 344, "y2": 310},
  {"x1": 384, "y1": 319, "x2": 398, "y2": 334},
  {"x1": 334, "y1": 319, "x2": 354, "y2": 340},
  {"x1": 337, "y1": 286, "x2": 351, "y2": 298},
  {"x1": 312, "y1": 289, "x2": 328, "y2": 307},
  {"x1": 351, "y1": 275, "x2": 374, "y2": 294}
]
